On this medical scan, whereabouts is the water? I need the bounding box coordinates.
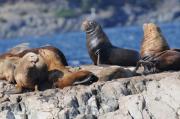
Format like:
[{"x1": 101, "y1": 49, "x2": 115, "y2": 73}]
[{"x1": 0, "y1": 23, "x2": 180, "y2": 66}]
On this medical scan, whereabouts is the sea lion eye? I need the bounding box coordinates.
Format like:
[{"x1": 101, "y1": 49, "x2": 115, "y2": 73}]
[{"x1": 89, "y1": 21, "x2": 94, "y2": 26}]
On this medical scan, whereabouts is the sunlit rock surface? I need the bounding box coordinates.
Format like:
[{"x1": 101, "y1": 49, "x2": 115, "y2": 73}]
[{"x1": 0, "y1": 65, "x2": 180, "y2": 119}]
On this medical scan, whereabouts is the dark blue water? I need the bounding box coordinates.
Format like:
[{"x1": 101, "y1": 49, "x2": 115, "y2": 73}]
[{"x1": 0, "y1": 23, "x2": 180, "y2": 66}]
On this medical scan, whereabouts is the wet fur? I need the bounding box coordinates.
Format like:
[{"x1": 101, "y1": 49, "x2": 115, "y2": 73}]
[{"x1": 82, "y1": 20, "x2": 140, "y2": 66}]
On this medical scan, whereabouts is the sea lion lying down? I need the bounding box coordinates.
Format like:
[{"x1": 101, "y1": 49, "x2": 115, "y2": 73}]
[{"x1": 0, "y1": 45, "x2": 98, "y2": 93}]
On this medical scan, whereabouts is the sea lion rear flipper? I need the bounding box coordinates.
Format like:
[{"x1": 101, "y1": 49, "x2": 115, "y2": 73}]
[
  {"x1": 73, "y1": 73, "x2": 98, "y2": 85},
  {"x1": 55, "y1": 71, "x2": 99, "y2": 88}
]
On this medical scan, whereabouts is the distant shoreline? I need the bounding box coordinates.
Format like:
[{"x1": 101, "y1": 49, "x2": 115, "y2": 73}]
[{"x1": 0, "y1": 0, "x2": 179, "y2": 39}]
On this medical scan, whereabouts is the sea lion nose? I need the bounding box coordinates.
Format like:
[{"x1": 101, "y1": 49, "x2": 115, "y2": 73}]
[
  {"x1": 81, "y1": 20, "x2": 89, "y2": 31},
  {"x1": 30, "y1": 55, "x2": 38, "y2": 62}
]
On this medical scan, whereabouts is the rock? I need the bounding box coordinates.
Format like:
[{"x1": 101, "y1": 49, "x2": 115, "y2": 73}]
[
  {"x1": 75, "y1": 114, "x2": 97, "y2": 119},
  {"x1": 86, "y1": 96, "x2": 99, "y2": 115},
  {"x1": 99, "y1": 75, "x2": 180, "y2": 119},
  {"x1": 0, "y1": 82, "x2": 5, "y2": 89},
  {"x1": 0, "y1": 65, "x2": 180, "y2": 118},
  {"x1": 0, "y1": 110, "x2": 9, "y2": 119}
]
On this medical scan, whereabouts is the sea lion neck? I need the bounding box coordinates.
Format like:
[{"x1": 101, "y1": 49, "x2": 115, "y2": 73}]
[{"x1": 86, "y1": 25, "x2": 102, "y2": 39}]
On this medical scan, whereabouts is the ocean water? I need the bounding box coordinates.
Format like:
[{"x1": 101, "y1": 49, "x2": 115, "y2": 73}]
[{"x1": 0, "y1": 23, "x2": 180, "y2": 66}]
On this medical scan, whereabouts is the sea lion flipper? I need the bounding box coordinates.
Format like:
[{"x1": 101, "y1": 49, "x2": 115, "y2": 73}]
[
  {"x1": 134, "y1": 61, "x2": 141, "y2": 72},
  {"x1": 34, "y1": 85, "x2": 39, "y2": 92},
  {"x1": 54, "y1": 71, "x2": 98, "y2": 88},
  {"x1": 135, "y1": 54, "x2": 156, "y2": 73},
  {"x1": 95, "y1": 49, "x2": 101, "y2": 65},
  {"x1": 139, "y1": 59, "x2": 160, "y2": 75},
  {"x1": 73, "y1": 74, "x2": 98, "y2": 85}
]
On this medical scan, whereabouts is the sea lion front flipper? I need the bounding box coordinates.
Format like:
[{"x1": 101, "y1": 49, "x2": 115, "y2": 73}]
[
  {"x1": 139, "y1": 58, "x2": 160, "y2": 74},
  {"x1": 134, "y1": 60, "x2": 142, "y2": 72},
  {"x1": 135, "y1": 54, "x2": 156, "y2": 74},
  {"x1": 34, "y1": 85, "x2": 39, "y2": 92},
  {"x1": 5, "y1": 85, "x2": 23, "y2": 94},
  {"x1": 134, "y1": 57, "x2": 152, "y2": 72},
  {"x1": 95, "y1": 49, "x2": 107, "y2": 65},
  {"x1": 95, "y1": 49, "x2": 101, "y2": 65}
]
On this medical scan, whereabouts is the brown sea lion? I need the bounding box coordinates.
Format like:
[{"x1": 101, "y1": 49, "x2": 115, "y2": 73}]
[
  {"x1": 0, "y1": 60, "x2": 15, "y2": 83},
  {"x1": 12, "y1": 52, "x2": 48, "y2": 93},
  {"x1": 1, "y1": 45, "x2": 98, "y2": 90},
  {"x1": 135, "y1": 23, "x2": 180, "y2": 74},
  {"x1": 81, "y1": 19, "x2": 140, "y2": 66},
  {"x1": 0, "y1": 45, "x2": 68, "y2": 67},
  {"x1": 36, "y1": 46, "x2": 98, "y2": 88}
]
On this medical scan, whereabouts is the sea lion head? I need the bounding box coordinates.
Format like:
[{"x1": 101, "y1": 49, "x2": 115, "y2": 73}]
[
  {"x1": 22, "y1": 52, "x2": 39, "y2": 67},
  {"x1": 81, "y1": 19, "x2": 99, "y2": 33},
  {"x1": 143, "y1": 23, "x2": 161, "y2": 38}
]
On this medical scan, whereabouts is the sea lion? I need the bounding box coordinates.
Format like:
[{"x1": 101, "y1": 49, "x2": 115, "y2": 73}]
[
  {"x1": 1, "y1": 45, "x2": 98, "y2": 90},
  {"x1": 0, "y1": 60, "x2": 15, "y2": 83},
  {"x1": 36, "y1": 46, "x2": 98, "y2": 88},
  {"x1": 12, "y1": 52, "x2": 48, "y2": 93},
  {"x1": 135, "y1": 23, "x2": 180, "y2": 74},
  {"x1": 81, "y1": 19, "x2": 140, "y2": 66}
]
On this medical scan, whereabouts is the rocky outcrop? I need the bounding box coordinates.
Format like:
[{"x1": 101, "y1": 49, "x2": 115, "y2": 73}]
[{"x1": 0, "y1": 65, "x2": 180, "y2": 119}]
